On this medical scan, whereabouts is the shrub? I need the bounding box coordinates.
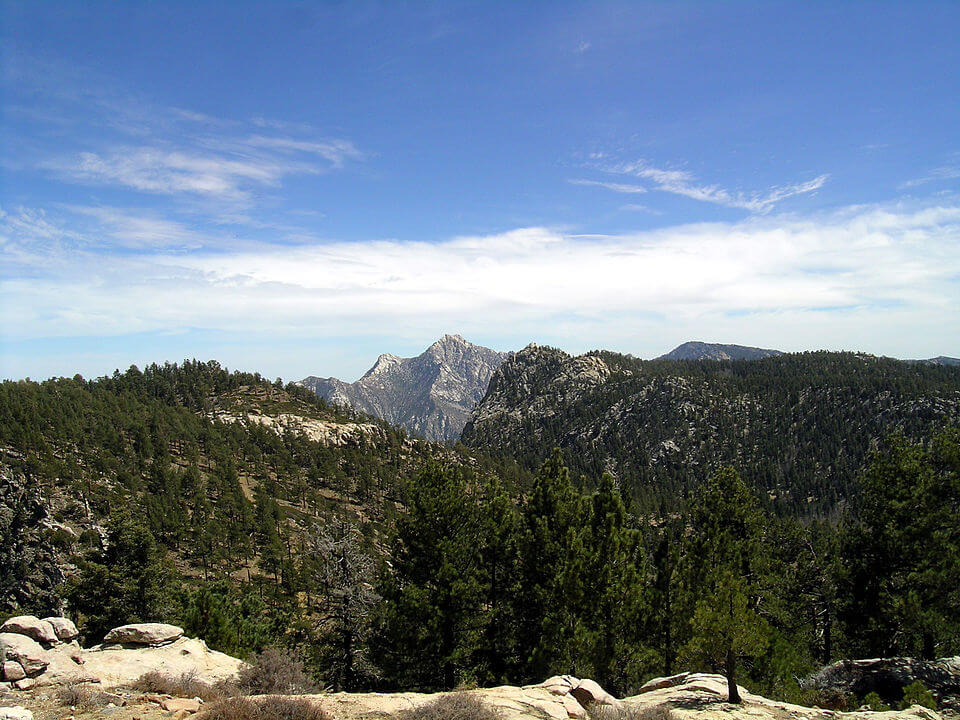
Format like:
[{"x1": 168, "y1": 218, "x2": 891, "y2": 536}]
[
  {"x1": 588, "y1": 705, "x2": 673, "y2": 720},
  {"x1": 57, "y1": 684, "x2": 118, "y2": 709},
  {"x1": 806, "y1": 687, "x2": 853, "y2": 711},
  {"x1": 900, "y1": 681, "x2": 937, "y2": 710},
  {"x1": 132, "y1": 669, "x2": 238, "y2": 701},
  {"x1": 196, "y1": 696, "x2": 330, "y2": 720},
  {"x1": 237, "y1": 646, "x2": 318, "y2": 695},
  {"x1": 862, "y1": 691, "x2": 891, "y2": 712},
  {"x1": 395, "y1": 693, "x2": 504, "y2": 720}
]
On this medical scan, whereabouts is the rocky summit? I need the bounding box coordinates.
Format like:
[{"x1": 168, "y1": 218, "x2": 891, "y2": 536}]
[{"x1": 299, "y1": 334, "x2": 509, "y2": 442}]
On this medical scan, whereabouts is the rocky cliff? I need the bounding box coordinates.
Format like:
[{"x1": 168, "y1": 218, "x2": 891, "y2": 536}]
[{"x1": 299, "y1": 335, "x2": 509, "y2": 443}]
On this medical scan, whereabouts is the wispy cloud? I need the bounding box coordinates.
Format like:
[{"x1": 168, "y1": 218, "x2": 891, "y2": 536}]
[
  {"x1": 569, "y1": 179, "x2": 647, "y2": 194},
  {"x1": 577, "y1": 158, "x2": 829, "y2": 213},
  {"x1": 49, "y1": 132, "x2": 360, "y2": 204},
  {"x1": 901, "y1": 164, "x2": 960, "y2": 189}
]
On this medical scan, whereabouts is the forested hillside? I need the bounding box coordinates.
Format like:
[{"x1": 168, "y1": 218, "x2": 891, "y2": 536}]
[
  {"x1": 0, "y1": 361, "x2": 525, "y2": 685},
  {"x1": 462, "y1": 346, "x2": 960, "y2": 513}
]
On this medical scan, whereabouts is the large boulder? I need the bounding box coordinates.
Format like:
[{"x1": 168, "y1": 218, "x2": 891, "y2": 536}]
[
  {"x1": 0, "y1": 616, "x2": 58, "y2": 646},
  {"x1": 805, "y1": 657, "x2": 960, "y2": 712},
  {"x1": 103, "y1": 623, "x2": 184, "y2": 646},
  {"x1": 41, "y1": 617, "x2": 78, "y2": 642},
  {"x1": 0, "y1": 633, "x2": 48, "y2": 676}
]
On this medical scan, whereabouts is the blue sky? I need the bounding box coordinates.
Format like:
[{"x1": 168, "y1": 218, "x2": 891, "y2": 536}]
[{"x1": 2, "y1": 1, "x2": 959, "y2": 381}]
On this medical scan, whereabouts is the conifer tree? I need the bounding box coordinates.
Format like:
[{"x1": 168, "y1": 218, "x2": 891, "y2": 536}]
[
  {"x1": 371, "y1": 462, "x2": 485, "y2": 690},
  {"x1": 681, "y1": 466, "x2": 768, "y2": 703}
]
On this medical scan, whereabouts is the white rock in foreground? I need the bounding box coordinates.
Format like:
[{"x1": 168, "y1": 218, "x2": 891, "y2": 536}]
[
  {"x1": 0, "y1": 707, "x2": 33, "y2": 720},
  {"x1": 39, "y1": 636, "x2": 244, "y2": 689},
  {"x1": 103, "y1": 622, "x2": 184, "y2": 646}
]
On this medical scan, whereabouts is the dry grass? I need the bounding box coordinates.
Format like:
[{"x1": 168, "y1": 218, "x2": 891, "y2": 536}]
[
  {"x1": 588, "y1": 704, "x2": 675, "y2": 720},
  {"x1": 395, "y1": 692, "x2": 504, "y2": 720},
  {"x1": 132, "y1": 669, "x2": 239, "y2": 702},
  {"x1": 196, "y1": 696, "x2": 330, "y2": 720},
  {"x1": 57, "y1": 683, "x2": 121, "y2": 710}
]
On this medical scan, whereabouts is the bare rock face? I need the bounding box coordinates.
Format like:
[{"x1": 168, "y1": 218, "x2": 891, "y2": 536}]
[
  {"x1": 103, "y1": 622, "x2": 184, "y2": 646},
  {"x1": 300, "y1": 334, "x2": 509, "y2": 442},
  {"x1": 0, "y1": 633, "x2": 48, "y2": 677},
  {"x1": 0, "y1": 617, "x2": 58, "y2": 646}
]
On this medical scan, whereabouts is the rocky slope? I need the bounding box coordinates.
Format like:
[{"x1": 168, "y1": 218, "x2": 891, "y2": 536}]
[
  {"x1": 461, "y1": 345, "x2": 960, "y2": 512},
  {"x1": 657, "y1": 341, "x2": 785, "y2": 361},
  {"x1": 299, "y1": 335, "x2": 509, "y2": 443}
]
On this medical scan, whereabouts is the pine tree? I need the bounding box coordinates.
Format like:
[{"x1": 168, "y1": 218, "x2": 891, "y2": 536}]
[
  {"x1": 680, "y1": 466, "x2": 769, "y2": 703},
  {"x1": 371, "y1": 462, "x2": 485, "y2": 690}
]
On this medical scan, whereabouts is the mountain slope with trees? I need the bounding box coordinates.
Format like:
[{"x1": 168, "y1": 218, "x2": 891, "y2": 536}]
[{"x1": 461, "y1": 345, "x2": 960, "y2": 513}]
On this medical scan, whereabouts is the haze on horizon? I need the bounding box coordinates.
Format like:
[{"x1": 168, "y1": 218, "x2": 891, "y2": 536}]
[{"x1": 1, "y1": 1, "x2": 959, "y2": 383}]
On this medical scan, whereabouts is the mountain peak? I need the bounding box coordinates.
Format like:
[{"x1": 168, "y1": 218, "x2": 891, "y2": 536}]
[
  {"x1": 300, "y1": 336, "x2": 508, "y2": 442},
  {"x1": 657, "y1": 341, "x2": 784, "y2": 361}
]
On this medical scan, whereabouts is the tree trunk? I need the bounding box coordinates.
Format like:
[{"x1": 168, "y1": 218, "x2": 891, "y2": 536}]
[{"x1": 726, "y1": 647, "x2": 741, "y2": 704}]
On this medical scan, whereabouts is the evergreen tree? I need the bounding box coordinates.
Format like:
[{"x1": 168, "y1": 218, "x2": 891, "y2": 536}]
[
  {"x1": 681, "y1": 467, "x2": 769, "y2": 703},
  {"x1": 65, "y1": 512, "x2": 179, "y2": 642},
  {"x1": 841, "y1": 430, "x2": 960, "y2": 658},
  {"x1": 371, "y1": 462, "x2": 485, "y2": 690},
  {"x1": 515, "y1": 449, "x2": 588, "y2": 680}
]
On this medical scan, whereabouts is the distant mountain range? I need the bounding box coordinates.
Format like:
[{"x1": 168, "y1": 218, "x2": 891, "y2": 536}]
[
  {"x1": 656, "y1": 341, "x2": 784, "y2": 361},
  {"x1": 297, "y1": 337, "x2": 958, "y2": 444},
  {"x1": 299, "y1": 334, "x2": 509, "y2": 442}
]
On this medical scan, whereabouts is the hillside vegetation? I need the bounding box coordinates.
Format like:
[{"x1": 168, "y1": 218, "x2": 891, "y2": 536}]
[{"x1": 0, "y1": 358, "x2": 958, "y2": 706}]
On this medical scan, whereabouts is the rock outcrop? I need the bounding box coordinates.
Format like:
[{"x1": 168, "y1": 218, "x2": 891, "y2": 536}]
[
  {"x1": 0, "y1": 618, "x2": 57, "y2": 647},
  {"x1": 300, "y1": 334, "x2": 509, "y2": 442},
  {"x1": 0, "y1": 616, "x2": 244, "y2": 690},
  {"x1": 0, "y1": 456, "x2": 64, "y2": 614},
  {"x1": 805, "y1": 657, "x2": 960, "y2": 712}
]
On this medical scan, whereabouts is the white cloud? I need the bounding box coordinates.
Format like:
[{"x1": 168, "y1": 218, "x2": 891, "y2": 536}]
[
  {"x1": 583, "y1": 159, "x2": 829, "y2": 213},
  {"x1": 3, "y1": 202, "x2": 958, "y2": 363}
]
